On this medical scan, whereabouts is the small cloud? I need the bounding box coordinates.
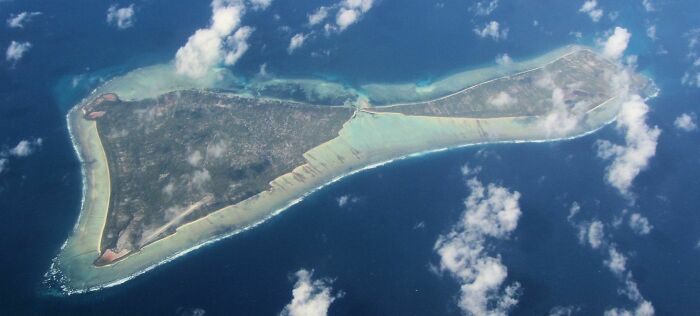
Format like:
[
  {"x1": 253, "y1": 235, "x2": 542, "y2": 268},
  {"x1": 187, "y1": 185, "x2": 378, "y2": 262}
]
[
  {"x1": 336, "y1": 194, "x2": 359, "y2": 208},
  {"x1": 162, "y1": 182, "x2": 176, "y2": 196},
  {"x1": 471, "y1": 0, "x2": 499, "y2": 16},
  {"x1": 308, "y1": 6, "x2": 329, "y2": 26},
  {"x1": 681, "y1": 71, "x2": 700, "y2": 88},
  {"x1": 6, "y1": 11, "x2": 41, "y2": 28},
  {"x1": 0, "y1": 138, "x2": 42, "y2": 174},
  {"x1": 683, "y1": 29, "x2": 700, "y2": 88},
  {"x1": 567, "y1": 202, "x2": 581, "y2": 223},
  {"x1": 587, "y1": 220, "x2": 605, "y2": 249},
  {"x1": 8, "y1": 138, "x2": 42, "y2": 157},
  {"x1": 288, "y1": 33, "x2": 308, "y2": 54},
  {"x1": 206, "y1": 140, "x2": 229, "y2": 158},
  {"x1": 549, "y1": 305, "x2": 581, "y2": 316},
  {"x1": 495, "y1": 53, "x2": 512, "y2": 66},
  {"x1": 605, "y1": 246, "x2": 627, "y2": 276},
  {"x1": 605, "y1": 300, "x2": 655, "y2": 316},
  {"x1": 646, "y1": 24, "x2": 657, "y2": 41},
  {"x1": 250, "y1": 0, "x2": 272, "y2": 10},
  {"x1": 579, "y1": 0, "x2": 604, "y2": 23},
  {"x1": 460, "y1": 163, "x2": 482, "y2": 177},
  {"x1": 628, "y1": 213, "x2": 653, "y2": 235},
  {"x1": 642, "y1": 0, "x2": 655, "y2": 12},
  {"x1": 280, "y1": 269, "x2": 342, "y2": 316},
  {"x1": 474, "y1": 21, "x2": 508, "y2": 40},
  {"x1": 187, "y1": 150, "x2": 203, "y2": 166},
  {"x1": 488, "y1": 91, "x2": 517, "y2": 107},
  {"x1": 602, "y1": 27, "x2": 632, "y2": 60},
  {"x1": 107, "y1": 4, "x2": 135, "y2": 29},
  {"x1": 188, "y1": 169, "x2": 211, "y2": 190},
  {"x1": 674, "y1": 113, "x2": 697, "y2": 132},
  {"x1": 6, "y1": 41, "x2": 32, "y2": 63},
  {"x1": 335, "y1": 0, "x2": 374, "y2": 31}
]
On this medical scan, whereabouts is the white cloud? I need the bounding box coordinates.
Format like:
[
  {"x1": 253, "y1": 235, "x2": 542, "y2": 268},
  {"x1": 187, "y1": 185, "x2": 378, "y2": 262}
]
[
  {"x1": 6, "y1": 11, "x2": 41, "y2": 28},
  {"x1": 567, "y1": 202, "x2": 581, "y2": 222},
  {"x1": 335, "y1": 0, "x2": 374, "y2": 31},
  {"x1": 642, "y1": 0, "x2": 654, "y2": 12},
  {"x1": 587, "y1": 220, "x2": 605, "y2": 249},
  {"x1": 549, "y1": 305, "x2": 581, "y2": 316},
  {"x1": 488, "y1": 91, "x2": 517, "y2": 107},
  {"x1": 474, "y1": 21, "x2": 508, "y2": 41},
  {"x1": 605, "y1": 299, "x2": 655, "y2": 316},
  {"x1": 460, "y1": 163, "x2": 482, "y2": 177},
  {"x1": 162, "y1": 182, "x2": 176, "y2": 196},
  {"x1": 628, "y1": 213, "x2": 653, "y2": 235},
  {"x1": 674, "y1": 113, "x2": 697, "y2": 131},
  {"x1": 288, "y1": 33, "x2": 308, "y2": 54},
  {"x1": 336, "y1": 194, "x2": 359, "y2": 207},
  {"x1": 646, "y1": 25, "x2": 657, "y2": 41},
  {"x1": 6, "y1": 41, "x2": 32, "y2": 63},
  {"x1": 605, "y1": 266, "x2": 655, "y2": 316},
  {"x1": 107, "y1": 4, "x2": 135, "y2": 29},
  {"x1": 0, "y1": 139, "x2": 43, "y2": 174},
  {"x1": 280, "y1": 269, "x2": 341, "y2": 316},
  {"x1": 539, "y1": 87, "x2": 587, "y2": 137},
  {"x1": 187, "y1": 150, "x2": 203, "y2": 166},
  {"x1": 335, "y1": 8, "x2": 358, "y2": 31},
  {"x1": 206, "y1": 140, "x2": 229, "y2": 158},
  {"x1": 681, "y1": 72, "x2": 700, "y2": 88},
  {"x1": 223, "y1": 26, "x2": 253, "y2": 65},
  {"x1": 602, "y1": 27, "x2": 632, "y2": 60},
  {"x1": 605, "y1": 247, "x2": 627, "y2": 276},
  {"x1": 250, "y1": 0, "x2": 272, "y2": 10},
  {"x1": 683, "y1": 29, "x2": 700, "y2": 88},
  {"x1": 8, "y1": 138, "x2": 42, "y2": 157},
  {"x1": 579, "y1": 0, "x2": 604, "y2": 23},
  {"x1": 308, "y1": 0, "x2": 374, "y2": 35},
  {"x1": 189, "y1": 168, "x2": 211, "y2": 189},
  {"x1": 308, "y1": 6, "x2": 329, "y2": 26},
  {"x1": 175, "y1": 1, "x2": 252, "y2": 78},
  {"x1": 434, "y1": 176, "x2": 522, "y2": 316},
  {"x1": 567, "y1": 206, "x2": 655, "y2": 316},
  {"x1": 472, "y1": 0, "x2": 499, "y2": 16},
  {"x1": 596, "y1": 95, "x2": 660, "y2": 197},
  {"x1": 495, "y1": 53, "x2": 512, "y2": 66}
]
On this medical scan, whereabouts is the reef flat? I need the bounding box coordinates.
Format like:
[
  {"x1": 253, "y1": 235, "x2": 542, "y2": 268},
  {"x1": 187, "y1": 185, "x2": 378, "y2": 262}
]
[{"x1": 46, "y1": 45, "x2": 654, "y2": 294}]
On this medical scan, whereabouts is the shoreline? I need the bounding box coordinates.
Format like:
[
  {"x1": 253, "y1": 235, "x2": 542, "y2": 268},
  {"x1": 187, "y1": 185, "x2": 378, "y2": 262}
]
[{"x1": 46, "y1": 45, "x2": 642, "y2": 295}]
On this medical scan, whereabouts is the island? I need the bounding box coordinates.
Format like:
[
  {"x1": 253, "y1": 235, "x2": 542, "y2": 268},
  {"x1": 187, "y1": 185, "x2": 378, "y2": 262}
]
[{"x1": 44, "y1": 46, "x2": 655, "y2": 294}]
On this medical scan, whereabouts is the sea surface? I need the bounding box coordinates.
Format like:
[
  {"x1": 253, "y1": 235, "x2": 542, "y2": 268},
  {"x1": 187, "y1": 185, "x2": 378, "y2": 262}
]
[{"x1": 1, "y1": 0, "x2": 699, "y2": 315}]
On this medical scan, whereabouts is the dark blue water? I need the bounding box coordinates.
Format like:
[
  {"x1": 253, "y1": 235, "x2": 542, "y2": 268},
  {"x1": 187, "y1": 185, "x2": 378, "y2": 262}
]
[{"x1": 1, "y1": 0, "x2": 699, "y2": 315}]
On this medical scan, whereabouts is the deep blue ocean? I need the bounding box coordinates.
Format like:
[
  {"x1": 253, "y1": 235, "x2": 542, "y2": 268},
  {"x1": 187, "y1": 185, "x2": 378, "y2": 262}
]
[{"x1": 1, "y1": 0, "x2": 699, "y2": 315}]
